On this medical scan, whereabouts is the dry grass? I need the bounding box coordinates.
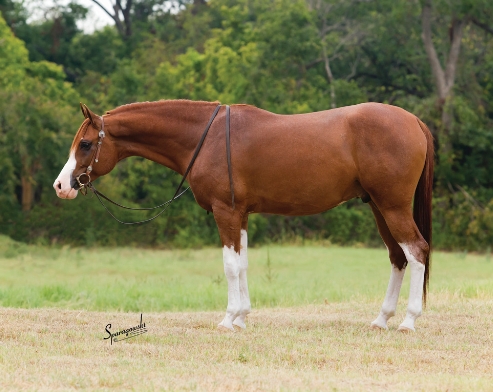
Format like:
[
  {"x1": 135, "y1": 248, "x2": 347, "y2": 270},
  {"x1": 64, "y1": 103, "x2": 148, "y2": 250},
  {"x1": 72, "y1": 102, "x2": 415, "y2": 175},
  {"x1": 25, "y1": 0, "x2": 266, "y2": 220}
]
[
  {"x1": 1, "y1": 240, "x2": 493, "y2": 390},
  {"x1": 1, "y1": 295, "x2": 493, "y2": 391}
]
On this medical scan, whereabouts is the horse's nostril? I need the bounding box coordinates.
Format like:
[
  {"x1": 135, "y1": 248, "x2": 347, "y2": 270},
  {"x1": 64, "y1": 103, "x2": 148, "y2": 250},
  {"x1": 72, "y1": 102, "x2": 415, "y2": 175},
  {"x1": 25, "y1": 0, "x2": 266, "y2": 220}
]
[{"x1": 57, "y1": 182, "x2": 62, "y2": 190}]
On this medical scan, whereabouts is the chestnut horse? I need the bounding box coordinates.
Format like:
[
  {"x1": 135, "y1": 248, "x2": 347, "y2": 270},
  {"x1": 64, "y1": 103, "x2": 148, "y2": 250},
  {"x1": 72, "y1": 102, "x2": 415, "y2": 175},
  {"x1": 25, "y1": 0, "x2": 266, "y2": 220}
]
[{"x1": 54, "y1": 100, "x2": 433, "y2": 332}]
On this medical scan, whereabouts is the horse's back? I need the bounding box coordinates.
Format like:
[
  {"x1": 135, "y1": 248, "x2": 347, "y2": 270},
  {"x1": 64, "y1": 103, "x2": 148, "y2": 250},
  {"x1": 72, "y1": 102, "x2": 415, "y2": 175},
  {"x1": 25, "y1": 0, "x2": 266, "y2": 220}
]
[
  {"x1": 231, "y1": 105, "x2": 360, "y2": 214},
  {"x1": 204, "y1": 103, "x2": 428, "y2": 215}
]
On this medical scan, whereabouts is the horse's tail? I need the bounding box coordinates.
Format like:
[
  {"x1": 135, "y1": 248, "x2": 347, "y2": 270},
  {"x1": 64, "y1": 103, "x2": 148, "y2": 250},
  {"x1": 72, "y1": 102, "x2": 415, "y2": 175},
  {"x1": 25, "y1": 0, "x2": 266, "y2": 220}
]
[{"x1": 414, "y1": 118, "x2": 434, "y2": 305}]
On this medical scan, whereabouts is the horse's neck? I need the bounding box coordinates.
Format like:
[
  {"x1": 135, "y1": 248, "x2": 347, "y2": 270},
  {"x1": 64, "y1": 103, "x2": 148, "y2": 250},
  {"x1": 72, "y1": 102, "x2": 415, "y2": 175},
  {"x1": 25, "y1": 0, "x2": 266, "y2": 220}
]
[{"x1": 110, "y1": 101, "x2": 218, "y2": 175}]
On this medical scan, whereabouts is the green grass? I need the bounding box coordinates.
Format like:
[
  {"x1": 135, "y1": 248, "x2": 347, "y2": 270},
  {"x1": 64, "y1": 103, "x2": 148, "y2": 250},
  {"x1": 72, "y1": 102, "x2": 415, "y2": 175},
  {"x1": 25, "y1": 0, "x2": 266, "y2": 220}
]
[
  {"x1": 1, "y1": 235, "x2": 493, "y2": 390},
  {"x1": 1, "y1": 235, "x2": 492, "y2": 312}
]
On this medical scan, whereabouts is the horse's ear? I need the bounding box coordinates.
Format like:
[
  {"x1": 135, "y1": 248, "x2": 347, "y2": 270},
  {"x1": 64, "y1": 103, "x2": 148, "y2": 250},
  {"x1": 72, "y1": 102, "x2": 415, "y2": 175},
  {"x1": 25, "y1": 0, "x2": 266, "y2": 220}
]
[
  {"x1": 80, "y1": 102, "x2": 88, "y2": 118},
  {"x1": 82, "y1": 104, "x2": 102, "y2": 130}
]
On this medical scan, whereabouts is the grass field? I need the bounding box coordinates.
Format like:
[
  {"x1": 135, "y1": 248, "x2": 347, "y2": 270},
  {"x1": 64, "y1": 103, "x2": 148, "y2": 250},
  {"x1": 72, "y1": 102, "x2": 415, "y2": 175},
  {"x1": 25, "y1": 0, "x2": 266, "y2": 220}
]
[
  {"x1": 1, "y1": 235, "x2": 493, "y2": 390},
  {"x1": 1, "y1": 235, "x2": 493, "y2": 311}
]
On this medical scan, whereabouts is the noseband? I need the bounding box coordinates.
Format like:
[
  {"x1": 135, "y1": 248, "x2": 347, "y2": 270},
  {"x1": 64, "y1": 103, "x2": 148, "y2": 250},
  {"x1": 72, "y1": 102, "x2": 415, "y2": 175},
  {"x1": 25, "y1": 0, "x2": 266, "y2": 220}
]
[
  {"x1": 75, "y1": 104, "x2": 234, "y2": 224},
  {"x1": 75, "y1": 117, "x2": 106, "y2": 195}
]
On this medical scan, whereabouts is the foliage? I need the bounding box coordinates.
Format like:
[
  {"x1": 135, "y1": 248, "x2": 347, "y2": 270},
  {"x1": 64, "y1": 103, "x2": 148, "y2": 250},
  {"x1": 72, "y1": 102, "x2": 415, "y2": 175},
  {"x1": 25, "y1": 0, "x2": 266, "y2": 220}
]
[
  {"x1": 0, "y1": 15, "x2": 80, "y2": 219},
  {"x1": 433, "y1": 187, "x2": 493, "y2": 250},
  {"x1": 0, "y1": 0, "x2": 492, "y2": 250}
]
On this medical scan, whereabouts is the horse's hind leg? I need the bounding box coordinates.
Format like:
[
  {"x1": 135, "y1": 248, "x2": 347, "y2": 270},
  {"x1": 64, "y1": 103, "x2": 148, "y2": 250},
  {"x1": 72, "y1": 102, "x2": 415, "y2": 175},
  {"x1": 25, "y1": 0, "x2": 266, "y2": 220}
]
[
  {"x1": 369, "y1": 202, "x2": 408, "y2": 330},
  {"x1": 213, "y1": 205, "x2": 251, "y2": 332},
  {"x1": 378, "y1": 206, "x2": 430, "y2": 332}
]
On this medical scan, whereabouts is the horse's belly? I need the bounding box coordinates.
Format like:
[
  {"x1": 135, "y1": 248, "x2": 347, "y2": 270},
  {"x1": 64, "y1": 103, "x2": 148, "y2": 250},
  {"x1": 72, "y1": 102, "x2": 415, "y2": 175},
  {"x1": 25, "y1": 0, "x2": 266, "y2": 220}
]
[
  {"x1": 247, "y1": 165, "x2": 360, "y2": 215},
  {"x1": 236, "y1": 133, "x2": 359, "y2": 215}
]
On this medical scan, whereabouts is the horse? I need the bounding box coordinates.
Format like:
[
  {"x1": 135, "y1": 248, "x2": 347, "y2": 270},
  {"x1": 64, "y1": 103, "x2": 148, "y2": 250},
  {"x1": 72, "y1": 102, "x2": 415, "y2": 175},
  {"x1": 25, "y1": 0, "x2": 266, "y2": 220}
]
[{"x1": 53, "y1": 99, "x2": 433, "y2": 332}]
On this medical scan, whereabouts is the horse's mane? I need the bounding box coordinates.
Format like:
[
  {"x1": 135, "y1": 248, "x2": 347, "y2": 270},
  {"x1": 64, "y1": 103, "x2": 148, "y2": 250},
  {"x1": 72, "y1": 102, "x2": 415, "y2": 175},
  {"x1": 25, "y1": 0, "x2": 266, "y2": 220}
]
[
  {"x1": 70, "y1": 100, "x2": 256, "y2": 152},
  {"x1": 108, "y1": 99, "x2": 220, "y2": 115}
]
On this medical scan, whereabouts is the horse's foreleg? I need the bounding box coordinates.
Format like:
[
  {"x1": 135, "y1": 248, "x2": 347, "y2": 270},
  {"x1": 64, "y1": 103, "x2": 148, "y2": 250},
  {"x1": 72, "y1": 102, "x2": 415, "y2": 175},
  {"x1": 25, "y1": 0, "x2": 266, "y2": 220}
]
[
  {"x1": 218, "y1": 244, "x2": 242, "y2": 331},
  {"x1": 232, "y1": 228, "x2": 251, "y2": 330},
  {"x1": 213, "y1": 207, "x2": 246, "y2": 332}
]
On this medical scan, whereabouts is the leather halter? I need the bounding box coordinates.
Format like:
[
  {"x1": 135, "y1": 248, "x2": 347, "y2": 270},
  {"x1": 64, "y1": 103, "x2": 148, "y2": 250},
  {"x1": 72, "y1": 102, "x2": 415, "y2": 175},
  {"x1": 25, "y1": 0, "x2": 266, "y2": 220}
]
[
  {"x1": 76, "y1": 104, "x2": 235, "y2": 224},
  {"x1": 75, "y1": 117, "x2": 106, "y2": 194}
]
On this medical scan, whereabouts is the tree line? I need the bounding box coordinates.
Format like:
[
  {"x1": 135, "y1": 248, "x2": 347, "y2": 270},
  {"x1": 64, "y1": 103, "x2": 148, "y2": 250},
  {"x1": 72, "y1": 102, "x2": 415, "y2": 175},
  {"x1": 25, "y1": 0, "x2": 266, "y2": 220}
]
[{"x1": 0, "y1": 0, "x2": 492, "y2": 250}]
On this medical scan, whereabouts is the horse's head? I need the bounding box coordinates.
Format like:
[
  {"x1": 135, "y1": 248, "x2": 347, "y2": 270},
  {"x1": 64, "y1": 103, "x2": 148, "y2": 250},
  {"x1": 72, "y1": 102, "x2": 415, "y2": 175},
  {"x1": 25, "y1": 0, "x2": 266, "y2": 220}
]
[{"x1": 53, "y1": 104, "x2": 118, "y2": 199}]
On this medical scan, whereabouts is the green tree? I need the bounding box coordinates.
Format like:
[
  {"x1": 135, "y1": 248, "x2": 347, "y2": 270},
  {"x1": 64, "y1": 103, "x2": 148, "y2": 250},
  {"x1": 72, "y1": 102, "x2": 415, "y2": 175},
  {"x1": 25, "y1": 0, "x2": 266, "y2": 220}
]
[
  {"x1": 0, "y1": 15, "x2": 79, "y2": 214},
  {"x1": 1, "y1": 0, "x2": 493, "y2": 250}
]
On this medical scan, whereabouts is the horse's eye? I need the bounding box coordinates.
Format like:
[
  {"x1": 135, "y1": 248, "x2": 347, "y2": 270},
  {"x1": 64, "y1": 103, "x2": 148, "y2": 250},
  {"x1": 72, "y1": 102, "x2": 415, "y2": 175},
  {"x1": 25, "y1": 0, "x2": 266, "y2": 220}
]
[{"x1": 80, "y1": 140, "x2": 92, "y2": 151}]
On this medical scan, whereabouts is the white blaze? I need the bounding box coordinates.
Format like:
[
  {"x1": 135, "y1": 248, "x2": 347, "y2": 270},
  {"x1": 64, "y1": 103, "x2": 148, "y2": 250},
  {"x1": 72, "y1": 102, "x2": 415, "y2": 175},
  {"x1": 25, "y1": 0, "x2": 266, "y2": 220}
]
[{"x1": 53, "y1": 152, "x2": 78, "y2": 199}]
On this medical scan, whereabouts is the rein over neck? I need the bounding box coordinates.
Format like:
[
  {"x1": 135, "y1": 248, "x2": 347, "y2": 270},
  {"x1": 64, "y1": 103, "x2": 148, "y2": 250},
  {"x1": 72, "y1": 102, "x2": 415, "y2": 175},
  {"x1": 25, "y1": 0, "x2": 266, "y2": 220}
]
[{"x1": 84, "y1": 103, "x2": 235, "y2": 224}]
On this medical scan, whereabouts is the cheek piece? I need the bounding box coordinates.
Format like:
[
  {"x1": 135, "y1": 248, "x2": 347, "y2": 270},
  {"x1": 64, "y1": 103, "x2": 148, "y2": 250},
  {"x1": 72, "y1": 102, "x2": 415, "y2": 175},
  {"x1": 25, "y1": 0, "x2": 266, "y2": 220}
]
[{"x1": 75, "y1": 117, "x2": 105, "y2": 195}]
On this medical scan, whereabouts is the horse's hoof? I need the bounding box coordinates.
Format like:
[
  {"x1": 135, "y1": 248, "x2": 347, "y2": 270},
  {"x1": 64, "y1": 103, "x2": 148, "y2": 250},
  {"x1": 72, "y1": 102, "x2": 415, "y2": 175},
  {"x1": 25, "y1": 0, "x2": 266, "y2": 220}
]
[
  {"x1": 370, "y1": 318, "x2": 388, "y2": 330},
  {"x1": 217, "y1": 323, "x2": 235, "y2": 333},
  {"x1": 397, "y1": 325, "x2": 415, "y2": 333},
  {"x1": 370, "y1": 323, "x2": 387, "y2": 330},
  {"x1": 233, "y1": 319, "x2": 247, "y2": 330}
]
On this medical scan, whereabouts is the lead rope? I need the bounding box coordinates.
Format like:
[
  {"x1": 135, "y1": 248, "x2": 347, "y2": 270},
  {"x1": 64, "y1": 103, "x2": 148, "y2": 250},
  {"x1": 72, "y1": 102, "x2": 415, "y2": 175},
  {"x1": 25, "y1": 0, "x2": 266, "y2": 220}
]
[
  {"x1": 87, "y1": 104, "x2": 222, "y2": 225},
  {"x1": 88, "y1": 183, "x2": 188, "y2": 225}
]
